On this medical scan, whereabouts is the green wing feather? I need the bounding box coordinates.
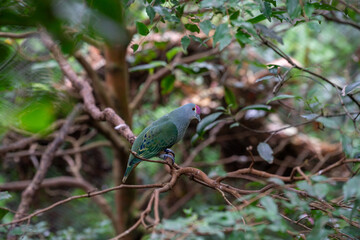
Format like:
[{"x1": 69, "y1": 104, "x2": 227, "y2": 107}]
[{"x1": 122, "y1": 117, "x2": 178, "y2": 183}]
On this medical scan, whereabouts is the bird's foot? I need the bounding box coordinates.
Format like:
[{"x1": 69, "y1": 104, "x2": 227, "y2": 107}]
[
  {"x1": 164, "y1": 148, "x2": 175, "y2": 157},
  {"x1": 159, "y1": 149, "x2": 175, "y2": 164}
]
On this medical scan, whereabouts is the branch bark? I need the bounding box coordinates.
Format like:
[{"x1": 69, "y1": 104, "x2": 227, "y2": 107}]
[{"x1": 12, "y1": 104, "x2": 82, "y2": 222}]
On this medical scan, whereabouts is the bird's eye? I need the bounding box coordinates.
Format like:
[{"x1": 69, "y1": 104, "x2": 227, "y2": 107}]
[{"x1": 192, "y1": 107, "x2": 195, "y2": 111}]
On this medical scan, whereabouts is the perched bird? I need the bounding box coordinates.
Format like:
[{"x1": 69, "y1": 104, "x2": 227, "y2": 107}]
[{"x1": 122, "y1": 103, "x2": 201, "y2": 183}]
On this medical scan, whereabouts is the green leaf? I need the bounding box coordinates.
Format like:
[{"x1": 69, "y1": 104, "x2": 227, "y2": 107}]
[
  {"x1": 218, "y1": 35, "x2": 232, "y2": 51},
  {"x1": 313, "y1": 183, "x2": 329, "y2": 199},
  {"x1": 213, "y1": 24, "x2": 228, "y2": 44},
  {"x1": 136, "y1": 21, "x2": 149, "y2": 36},
  {"x1": 200, "y1": 0, "x2": 226, "y2": 9},
  {"x1": 257, "y1": 142, "x2": 274, "y2": 163},
  {"x1": 343, "y1": 175, "x2": 360, "y2": 200},
  {"x1": 184, "y1": 23, "x2": 200, "y2": 33},
  {"x1": 166, "y1": 47, "x2": 182, "y2": 62},
  {"x1": 189, "y1": 35, "x2": 206, "y2": 46},
  {"x1": 304, "y1": 3, "x2": 315, "y2": 17},
  {"x1": 0, "y1": 191, "x2": 11, "y2": 201},
  {"x1": 307, "y1": 216, "x2": 332, "y2": 240},
  {"x1": 260, "y1": 0, "x2": 272, "y2": 22},
  {"x1": 286, "y1": 0, "x2": 301, "y2": 19},
  {"x1": 224, "y1": 87, "x2": 238, "y2": 108},
  {"x1": 131, "y1": 44, "x2": 139, "y2": 52},
  {"x1": 181, "y1": 36, "x2": 190, "y2": 52},
  {"x1": 297, "y1": 180, "x2": 314, "y2": 196},
  {"x1": 241, "y1": 104, "x2": 271, "y2": 111},
  {"x1": 260, "y1": 196, "x2": 278, "y2": 217},
  {"x1": 191, "y1": 133, "x2": 199, "y2": 145},
  {"x1": 200, "y1": 20, "x2": 213, "y2": 35},
  {"x1": 230, "y1": 122, "x2": 239, "y2": 128},
  {"x1": 255, "y1": 75, "x2": 276, "y2": 82},
  {"x1": 161, "y1": 75, "x2": 176, "y2": 94},
  {"x1": 301, "y1": 113, "x2": 319, "y2": 120},
  {"x1": 268, "y1": 177, "x2": 284, "y2": 186},
  {"x1": 129, "y1": 61, "x2": 167, "y2": 72},
  {"x1": 0, "y1": 208, "x2": 9, "y2": 221},
  {"x1": 146, "y1": 6, "x2": 156, "y2": 23},
  {"x1": 230, "y1": 10, "x2": 239, "y2": 21},
  {"x1": 235, "y1": 30, "x2": 252, "y2": 47},
  {"x1": 266, "y1": 94, "x2": 298, "y2": 104},
  {"x1": 204, "y1": 119, "x2": 224, "y2": 132},
  {"x1": 153, "y1": 6, "x2": 180, "y2": 22},
  {"x1": 196, "y1": 112, "x2": 222, "y2": 134},
  {"x1": 316, "y1": 117, "x2": 339, "y2": 129},
  {"x1": 247, "y1": 14, "x2": 267, "y2": 24}
]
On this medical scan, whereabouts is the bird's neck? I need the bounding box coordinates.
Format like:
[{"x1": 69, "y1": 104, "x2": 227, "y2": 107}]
[{"x1": 171, "y1": 115, "x2": 191, "y2": 142}]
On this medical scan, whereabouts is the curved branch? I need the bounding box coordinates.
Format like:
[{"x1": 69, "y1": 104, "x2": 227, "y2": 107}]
[{"x1": 39, "y1": 31, "x2": 136, "y2": 144}]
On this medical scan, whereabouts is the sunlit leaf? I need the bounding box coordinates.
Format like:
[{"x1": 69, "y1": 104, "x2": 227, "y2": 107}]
[
  {"x1": 241, "y1": 104, "x2": 271, "y2": 111},
  {"x1": 200, "y1": 20, "x2": 214, "y2": 35},
  {"x1": 257, "y1": 142, "x2": 274, "y2": 163},
  {"x1": 0, "y1": 191, "x2": 11, "y2": 201},
  {"x1": 301, "y1": 113, "x2": 319, "y2": 120},
  {"x1": 166, "y1": 47, "x2": 182, "y2": 62},
  {"x1": 129, "y1": 61, "x2": 167, "y2": 72},
  {"x1": 266, "y1": 94, "x2": 298, "y2": 104}
]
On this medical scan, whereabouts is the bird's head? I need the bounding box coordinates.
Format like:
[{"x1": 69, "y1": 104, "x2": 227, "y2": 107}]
[{"x1": 183, "y1": 103, "x2": 201, "y2": 122}]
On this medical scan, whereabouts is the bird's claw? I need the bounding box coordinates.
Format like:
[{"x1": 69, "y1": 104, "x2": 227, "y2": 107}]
[
  {"x1": 159, "y1": 153, "x2": 175, "y2": 165},
  {"x1": 164, "y1": 148, "x2": 175, "y2": 156}
]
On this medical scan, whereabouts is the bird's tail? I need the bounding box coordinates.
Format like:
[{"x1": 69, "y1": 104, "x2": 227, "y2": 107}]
[{"x1": 122, "y1": 157, "x2": 141, "y2": 183}]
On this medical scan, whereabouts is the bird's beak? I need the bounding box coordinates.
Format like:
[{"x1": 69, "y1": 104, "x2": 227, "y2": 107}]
[{"x1": 196, "y1": 114, "x2": 201, "y2": 122}]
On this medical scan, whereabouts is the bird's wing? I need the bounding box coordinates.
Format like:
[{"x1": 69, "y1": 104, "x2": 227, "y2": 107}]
[{"x1": 137, "y1": 120, "x2": 178, "y2": 159}]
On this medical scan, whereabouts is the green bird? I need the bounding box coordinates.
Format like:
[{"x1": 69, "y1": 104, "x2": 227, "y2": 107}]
[{"x1": 122, "y1": 103, "x2": 201, "y2": 183}]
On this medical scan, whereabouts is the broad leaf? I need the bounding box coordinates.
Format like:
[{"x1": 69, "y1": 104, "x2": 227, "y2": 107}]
[
  {"x1": 184, "y1": 23, "x2": 200, "y2": 33},
  {"x1": 213, "y1": 24, "x2": 229, "y2": 46},
  {"x1": 181, "y1": 36, "x2": 190, "y2": 52},
  {"x1": 129, "y1": 61, "x2": 167, "y2": 72},
  {"x1": 257, "y1": 142, "x2": 274, "y2": 163},
  {"x1": 266, "y1": 94, "x2": 298, "y2": 104},
  {"x1": 241, "y1": 104, "x2": 271, "y2": 111},
  {"x1": 199, "y1": 20, "x2": 214, "y2": 35},
  {"x1": 136, "y1": 21, "x2": 149, "y2": 36},
  {"x1": 301, "y1": 113, "x2": 319, "y2": 120},
  {"x1": 343, "y1": 175, "x2": 360, "y2": 200},
  {"x1": 260, "y1": 0, "x2": 272, "y2": 22},
  {"x1": 166, "y1": 47, "x2": 182, "y2": 62},
  {"x1": 161, "y1": 75, "x2": 176, "y2": 94},
  {"x1": 146, "y1": 6, "x2": 156, "y2": 23},
  {"x1": 316, "y1": 117, "x2": 338, "y2": 129},
  {"x1": 196, "y1": 112, "x2": 222, "y2": 134},
  {"x1": 287, "y1": 0, "x2": 301, "y2": 19},
  {"x1": 224, "y1": 87, "x2": 238, "y2": 108},
  {"x1": 131, "y1": 44, "x2": 139, "y2": 52}
]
